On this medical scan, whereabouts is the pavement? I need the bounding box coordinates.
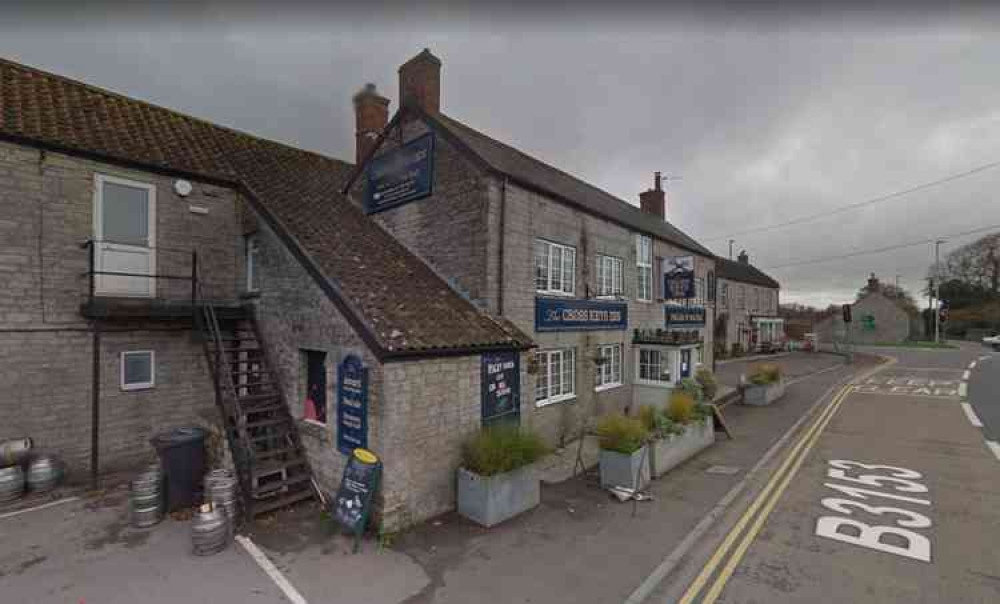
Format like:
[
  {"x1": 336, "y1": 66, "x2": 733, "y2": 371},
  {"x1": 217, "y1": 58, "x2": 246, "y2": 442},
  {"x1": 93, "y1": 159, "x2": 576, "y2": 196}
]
[{"x1": 655, "y1": 341, "x2": 1000, "y2": 603}]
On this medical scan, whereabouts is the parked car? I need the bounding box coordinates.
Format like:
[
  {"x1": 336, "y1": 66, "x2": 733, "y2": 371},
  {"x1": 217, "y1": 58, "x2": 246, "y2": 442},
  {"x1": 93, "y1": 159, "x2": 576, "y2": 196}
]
[{"x1": 984, "y1": 334, "x2": 1000, "y2": 350}]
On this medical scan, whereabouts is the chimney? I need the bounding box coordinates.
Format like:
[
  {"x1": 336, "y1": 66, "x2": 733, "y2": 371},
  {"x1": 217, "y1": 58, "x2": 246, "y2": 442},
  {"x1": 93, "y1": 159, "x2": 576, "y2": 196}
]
[
  {"x1": 639, "y1": 171, "x2": 666, "y2": 219},
  {"x1": 399, "y1": 48, "x2": 442, "y2": 114},
  {"x1": 738, "y1": 250, "x2": 749, "y2": 265},
  {"x1": 353, "y1": 83, "x2": 390, "y2": 164},
  {"x1": 867, "y1": 272, "x2": 880, "y2": 292}
]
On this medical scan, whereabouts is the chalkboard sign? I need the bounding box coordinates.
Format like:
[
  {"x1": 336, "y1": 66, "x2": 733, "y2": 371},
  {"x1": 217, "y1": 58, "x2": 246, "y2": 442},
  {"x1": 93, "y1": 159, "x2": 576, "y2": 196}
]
[
  {"x1": 337, "y1": 355, "x2": 369, "y2": 455},
  {"x1": 481, "y1": 351, "x2": 520, "y2": 425},
  {"x1": 332, "y1": 448, "x2": 381, "y2": 553}
]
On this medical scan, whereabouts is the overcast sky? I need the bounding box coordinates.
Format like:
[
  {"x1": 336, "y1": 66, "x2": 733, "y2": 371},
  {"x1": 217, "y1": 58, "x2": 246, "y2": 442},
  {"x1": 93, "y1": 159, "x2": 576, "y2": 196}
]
[{"x1": 3, "y1": 6, "x2": 999, "y2": 307}]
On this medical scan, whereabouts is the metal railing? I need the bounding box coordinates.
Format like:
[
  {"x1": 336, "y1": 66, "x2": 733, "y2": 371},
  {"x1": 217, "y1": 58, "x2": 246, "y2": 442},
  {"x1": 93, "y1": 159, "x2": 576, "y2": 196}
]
[{"x1": 81, "y1": 239, "x2": 198, "y2": 308}]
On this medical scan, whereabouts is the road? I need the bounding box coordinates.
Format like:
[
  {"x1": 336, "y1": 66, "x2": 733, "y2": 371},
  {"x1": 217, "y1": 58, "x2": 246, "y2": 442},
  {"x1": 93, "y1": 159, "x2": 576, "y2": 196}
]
[{"x1": 655, "y1": 343, "x2": 1000, "y2": 603}]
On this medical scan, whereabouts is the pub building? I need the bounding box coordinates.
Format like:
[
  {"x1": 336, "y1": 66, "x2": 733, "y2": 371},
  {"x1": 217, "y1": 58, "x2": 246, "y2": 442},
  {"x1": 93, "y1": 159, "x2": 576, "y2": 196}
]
[{"x1": 347, "y1": 49, "x2": 718, "y2": 447}]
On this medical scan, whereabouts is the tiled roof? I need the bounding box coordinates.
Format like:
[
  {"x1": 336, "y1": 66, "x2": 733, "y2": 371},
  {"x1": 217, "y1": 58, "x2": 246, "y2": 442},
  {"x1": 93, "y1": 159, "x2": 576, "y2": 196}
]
[
  {"x1": 715, "y1": 257, "x2": 781, "y2": 289},
  {"x1": 0, "y1": 57, "x2": 531, "y2": 357},
  {"x1": 428, "y1": 112, "x2": 714, "y2": 258}
]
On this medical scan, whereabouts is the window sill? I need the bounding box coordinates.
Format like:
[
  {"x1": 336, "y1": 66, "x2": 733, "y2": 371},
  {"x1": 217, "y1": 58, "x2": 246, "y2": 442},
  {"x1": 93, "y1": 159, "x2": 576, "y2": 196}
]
[
  {"x1": 535, "y1": 394, "x2": 577, "y2": 408},
  {"x1": 240, "y1": 290, "x2": 261, "y2": 300},
  {"x1": 121, "y1": 383, "x2": 154, "y2": 392},
  {"x1": 635, "y1": 380, "x2": 675, "y2": 389},
  {"x1": 594, "y1": 382, "x2": 623, "y2": 393},
  {"x1": 298, "y1": 418, "x2": 328, "y2": 438},
  {"x1": 536, "y1": 291, "x2": 575, "y2": 298}
]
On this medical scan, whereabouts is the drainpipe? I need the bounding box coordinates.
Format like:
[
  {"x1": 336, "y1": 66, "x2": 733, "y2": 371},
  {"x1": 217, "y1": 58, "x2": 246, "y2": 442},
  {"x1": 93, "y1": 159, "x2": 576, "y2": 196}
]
[
  {"x1": 497, "y1": 175, "x2": 508, "y2": 316},
  {"x1": 91, "y1": 322, "x2": 101, "y2": 489}
]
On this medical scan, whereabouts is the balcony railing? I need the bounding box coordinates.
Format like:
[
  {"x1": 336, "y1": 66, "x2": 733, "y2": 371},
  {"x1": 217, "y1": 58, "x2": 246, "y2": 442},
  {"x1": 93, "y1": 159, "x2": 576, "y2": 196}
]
[{"x1": 81, "y1": 239, "x2": 198, "y2": 309}]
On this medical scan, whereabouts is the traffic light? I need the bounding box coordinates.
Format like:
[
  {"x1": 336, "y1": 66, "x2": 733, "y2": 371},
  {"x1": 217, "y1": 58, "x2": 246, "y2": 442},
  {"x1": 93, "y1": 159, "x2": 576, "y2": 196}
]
[
  {"x1": 939, "y1": 305, "x2": 948, "y2": 324},
  {"x1": 842, "y1": 304, "x2": 852, "y2": 323}
]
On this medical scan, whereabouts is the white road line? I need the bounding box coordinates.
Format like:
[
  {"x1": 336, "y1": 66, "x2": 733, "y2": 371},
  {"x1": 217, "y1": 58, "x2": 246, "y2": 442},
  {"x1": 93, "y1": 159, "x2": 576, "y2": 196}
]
[
  {"x1": 0, "y1": 496, "x2": 79, "y2": 520},
  {"x1": 962, "y1": 370, "x2": 971, "y2": 380},
  {"x1": 236, "y1": 535, "x2": 309, "y2": 604},
  {"x1": 986, "y1": 441, "x2": 1000, "y2": 462},
  {"x1": 961, "y1": 403, "x2": 984, "y2": 428},
  {"x1": 968, "y1": 361, "x2": 977, "y2": 370},
  {"x1": 980, "y1": 355, "x2": 993, "y2": 361},
  {"x1": 959, "y1": 382, "x2": 968, "y2": 398}
]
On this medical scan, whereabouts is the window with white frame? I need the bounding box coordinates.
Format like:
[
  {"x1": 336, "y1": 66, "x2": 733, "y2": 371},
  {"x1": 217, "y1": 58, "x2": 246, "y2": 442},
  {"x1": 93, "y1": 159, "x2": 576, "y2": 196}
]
[
  {"x1": 245, "y1": 233, "x2": 260, "y2": 292},
  {"x1": 638, "y1": 348, "x2": 673, "y2": 384},
  {"x1": 636, "y1": 235, "x2": 652, "y2": 301},
  {"x1": 695, "y1": 277, "x2": 706, "y2": 303},
  {"x1": 534, "y1": 239, "x2": 576, "y2": 295},
  {"x1": 535, "y1": 348, "x2": 576, "y2": 406},
  {"x1": 737, "y1": 285, "x2": 746, "y2": 309},
  {"x1": 596, "y1": 254, "x2": 623, "y2": 298},
  {"x1": 121, "y1": 350, "x2": 155, "y2": 390},
  {"x1": 595, "y1": 343, "x2": 623, "y2": 390},
  {"x1": 720, "y1": 282, "x2": 729, "y2": 307}
]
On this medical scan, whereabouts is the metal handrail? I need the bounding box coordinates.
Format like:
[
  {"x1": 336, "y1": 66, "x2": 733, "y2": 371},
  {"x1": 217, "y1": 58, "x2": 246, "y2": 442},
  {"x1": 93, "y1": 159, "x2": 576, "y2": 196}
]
[{"x1": 82, "y1": 239, "x2": 199, "y2": 307}]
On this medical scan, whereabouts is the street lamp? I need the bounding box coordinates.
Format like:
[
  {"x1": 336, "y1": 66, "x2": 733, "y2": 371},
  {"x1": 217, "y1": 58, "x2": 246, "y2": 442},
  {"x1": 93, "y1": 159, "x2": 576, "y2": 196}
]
[{"x1": 934, "y1": 240, "x2": 945, "y2": 344}]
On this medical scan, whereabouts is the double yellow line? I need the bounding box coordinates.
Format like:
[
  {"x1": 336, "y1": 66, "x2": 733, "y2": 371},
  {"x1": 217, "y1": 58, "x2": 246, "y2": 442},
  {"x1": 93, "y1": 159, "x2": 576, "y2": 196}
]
[{"x1": 678, "y1": 384, "x2": 854, "y2": 603}]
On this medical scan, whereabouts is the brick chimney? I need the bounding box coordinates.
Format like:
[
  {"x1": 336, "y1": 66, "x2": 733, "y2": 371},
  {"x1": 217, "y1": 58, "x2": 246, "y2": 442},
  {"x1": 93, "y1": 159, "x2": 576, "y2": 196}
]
[
  {"x1": 867, "y1": 272, "x2": 880, "y2": 292},
  {"x1": 639, "y1": 171, "x2": 666, "y2": 219},
  {"x1": 353, "y1": 83, "x2": 390, "y2": 164},
  {"x1": 399, "y1": 48, "x2": 442, "y2": 114},
  {"x1": 738, "y1": 250, "x2": 749, "y2": 264}
]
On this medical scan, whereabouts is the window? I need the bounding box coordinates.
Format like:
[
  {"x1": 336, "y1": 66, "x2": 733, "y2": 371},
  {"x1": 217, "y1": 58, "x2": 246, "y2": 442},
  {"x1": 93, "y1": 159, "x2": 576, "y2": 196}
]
[
  {"x1": 595, "y1": 344, "x2": 623, "y2": 390},
  {"x1": 121, "y1": 351, "x2": 154, "y2": 390},
  {"x1": 302, "y1": 350, "x2": 328, "y2": 424},
  {"x1": 535, "y1": 239, "x2": 576, "y2": 295},
  {"x1": 720, "y1": 283, "x2": 729, "y2": 307},
  {"x1": 535, "y1": 348, "x2": 576, "y2": 406},
  {"x1": 707, "y1": 271, "x2": 716, "y2": 301},
  {"x1": 695, "y1": 277, "x2": 706, "y2": 303},
  {"x1": 638, "y1": 348, "x2": 673, "y2": 384},
  {"x1": 596, "y1": 255, "x2": 623, "y2": 298},
  {"x1": 737, "y1": 285, "x2": 746, "y2": 309},
  {"x1": 636, "y1": 235, "x2": 652, "y2": 301},
  {"x1": 245, "y1": 234, "x2": 260, "y2": 292}
]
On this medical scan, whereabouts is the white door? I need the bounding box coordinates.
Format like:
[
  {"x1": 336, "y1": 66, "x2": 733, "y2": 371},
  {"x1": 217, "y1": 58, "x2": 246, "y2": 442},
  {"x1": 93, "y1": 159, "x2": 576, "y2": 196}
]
[{"x1": 93, "y1": 175, "x2": 156, "y2": 297}]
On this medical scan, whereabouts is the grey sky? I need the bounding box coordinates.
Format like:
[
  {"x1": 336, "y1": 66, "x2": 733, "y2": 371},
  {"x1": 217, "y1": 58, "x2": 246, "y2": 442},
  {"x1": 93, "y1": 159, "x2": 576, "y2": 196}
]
[{"x1": 2, "y1": 9, "x2": 999, "y2": 307}]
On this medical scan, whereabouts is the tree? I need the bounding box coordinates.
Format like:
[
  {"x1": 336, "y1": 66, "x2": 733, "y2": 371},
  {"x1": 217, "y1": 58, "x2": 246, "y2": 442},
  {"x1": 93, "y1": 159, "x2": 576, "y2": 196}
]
[{"x1": 932, "y1": 232, "x2": 1000, "y2": 295}]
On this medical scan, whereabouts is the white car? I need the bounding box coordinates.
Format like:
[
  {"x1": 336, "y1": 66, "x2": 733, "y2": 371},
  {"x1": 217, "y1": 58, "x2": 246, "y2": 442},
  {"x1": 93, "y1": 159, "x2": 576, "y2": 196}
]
[{"x1": 984, "y1": 334, "x2": 1000, "y2": 350}]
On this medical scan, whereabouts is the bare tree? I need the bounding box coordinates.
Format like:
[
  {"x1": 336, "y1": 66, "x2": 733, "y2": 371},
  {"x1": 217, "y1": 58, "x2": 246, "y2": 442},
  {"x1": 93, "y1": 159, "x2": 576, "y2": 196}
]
[{"x1": 934, "y1": 233, "x2": 1000, "y2": 293}]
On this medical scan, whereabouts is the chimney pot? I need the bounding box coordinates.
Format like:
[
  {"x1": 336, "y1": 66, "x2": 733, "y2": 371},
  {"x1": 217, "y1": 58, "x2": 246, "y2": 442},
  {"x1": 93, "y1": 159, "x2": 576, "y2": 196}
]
[
  {"x1": 399, "y1": 48, "x2": 442, "y2": 115},
  {"x1": 639, "y1": 171, "x2": 666, "y2": 220},
  {"x1": 353, "y1": 83, "x2": 390, "y2": 164},
  {"x1": 738, "y1": 250, "x2": 749, "y2": 264}
]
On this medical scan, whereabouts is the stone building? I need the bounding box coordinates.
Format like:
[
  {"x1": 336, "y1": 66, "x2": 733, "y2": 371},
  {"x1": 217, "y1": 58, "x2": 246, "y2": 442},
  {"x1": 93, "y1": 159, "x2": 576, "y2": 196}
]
[
  {"x1": 814, "y1": 274, "x2": 921, "y2": 346},
  {"x1": 0, "y1": 56, "x2": 531, "y2": 530},
  {"x1": 714, "y1": 252, "x2": 783, "y2": 355},
  {"x1": 346, "y1": 49, "x2": 718, "y2": 444}
]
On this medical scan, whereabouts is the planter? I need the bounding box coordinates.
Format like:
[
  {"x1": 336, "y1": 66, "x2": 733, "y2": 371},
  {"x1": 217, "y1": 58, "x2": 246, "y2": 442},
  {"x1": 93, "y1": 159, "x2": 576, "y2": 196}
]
[
  {"x1": 457, "y1": 465, "x2": 540, "y2": 527},
  {"x1": 649, "y1": 417, "x2": 715, "y2": 478},
  {"x1": 599, "y1": 446, "x2": 650, "y2": 491},
  {"x1": 743, "y1": 380, "x2": 786, "y2": 406}
]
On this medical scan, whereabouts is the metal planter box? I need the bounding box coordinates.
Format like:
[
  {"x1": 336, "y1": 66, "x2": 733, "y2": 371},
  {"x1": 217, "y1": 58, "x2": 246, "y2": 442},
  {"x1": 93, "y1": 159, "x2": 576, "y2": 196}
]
[
  {"x1": 649, "y1": 417, "x2": 715, "y2": 478},
  {"x1": 599, "y1": 446, "x2": 650, "y2": 491},
  {"x1": 457, "y1": 465, "x2": 540, "y2": 528},
  {"x1": 743, "y1": 380, "x2": 786, "y2": 406}
]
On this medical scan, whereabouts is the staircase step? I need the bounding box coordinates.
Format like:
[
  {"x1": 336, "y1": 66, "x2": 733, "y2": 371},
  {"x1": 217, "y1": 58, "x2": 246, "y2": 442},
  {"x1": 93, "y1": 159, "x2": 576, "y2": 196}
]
[
  {"x1": 251, "y1": 488, "x2": 314, "y2": 516},
  {"x1": 230, "y1": 369, "x2": 271, "y2": 377},
  {"x1": 250, "y1": 431, "x2": 293, "y2": 444},
  {"x1": 253, "y1": 472, "x2": 311, "y2": 496},
  {"x1": 242, "y1": 401, "x2": 284, "y2": 415},
  {"x1": 254, "y1": 446, "x2": 299, "y2": 460},
  {"x1": 238, "y1": 393, "x2": 281, "y2": 405},
  {"x1": 246, "y1": 417, "x2": 289, "y2": 430},
  {"x1": 252, "y1": 458, "x2": 307, "y2": 478}
]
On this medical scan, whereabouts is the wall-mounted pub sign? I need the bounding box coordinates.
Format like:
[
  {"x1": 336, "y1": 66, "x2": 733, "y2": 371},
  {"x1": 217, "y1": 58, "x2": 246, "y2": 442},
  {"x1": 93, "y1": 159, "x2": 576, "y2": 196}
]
[
  {"x1": 663, "y1": 256, "x2": 695, "y2": 300},
  {"x1": 535, "y1": 298, "x2": 628, "y2": 332},
  {"x1": 364, "y1": 133, "x2": 435, "y2": 214},
  {"x1": 336, "y1": 355, "x2": 369, "y2": 455},
  {"x1": 481, "y1": 351, "x2": 520, "y2": 425},
  {"x1": 665, "y1": 304, "x2": 706, "y2": 327}
]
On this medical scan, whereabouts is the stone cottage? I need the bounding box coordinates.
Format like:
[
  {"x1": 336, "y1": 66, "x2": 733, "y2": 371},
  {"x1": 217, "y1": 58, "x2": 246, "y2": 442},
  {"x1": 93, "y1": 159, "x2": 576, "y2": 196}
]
[{"x1": 814, "y1": 274, "x2": 922, "y2": 346}]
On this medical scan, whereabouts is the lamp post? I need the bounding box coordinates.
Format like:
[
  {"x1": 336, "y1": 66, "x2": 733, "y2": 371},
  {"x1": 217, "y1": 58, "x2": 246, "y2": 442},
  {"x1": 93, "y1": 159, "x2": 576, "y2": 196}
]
[{"x1": 934, "y1": 240, "x2": 945, "y2": 344}]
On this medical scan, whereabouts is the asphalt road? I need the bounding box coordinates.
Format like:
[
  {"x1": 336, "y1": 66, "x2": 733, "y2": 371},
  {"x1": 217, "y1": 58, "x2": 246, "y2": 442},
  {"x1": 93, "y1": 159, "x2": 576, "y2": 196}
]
[
  {"x1": 658, "y1": 343, "x2": 1000, "y2": 603},
  {"x1": 967, "y1": 345, "x2": 1000, "y2": 441}
]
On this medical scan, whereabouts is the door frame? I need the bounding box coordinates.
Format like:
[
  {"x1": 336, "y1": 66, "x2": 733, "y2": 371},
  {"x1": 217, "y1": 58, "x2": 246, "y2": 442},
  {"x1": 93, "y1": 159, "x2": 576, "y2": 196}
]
[{"x1": 92, "y1": 173, "x2": 157, "y2": 297}]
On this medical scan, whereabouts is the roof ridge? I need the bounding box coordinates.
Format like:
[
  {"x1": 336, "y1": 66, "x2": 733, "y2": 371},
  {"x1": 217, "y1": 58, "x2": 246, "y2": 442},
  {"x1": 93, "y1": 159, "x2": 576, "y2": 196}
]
[{"x1": 0, "y1": 56, "x2": 354, "y2": 170}]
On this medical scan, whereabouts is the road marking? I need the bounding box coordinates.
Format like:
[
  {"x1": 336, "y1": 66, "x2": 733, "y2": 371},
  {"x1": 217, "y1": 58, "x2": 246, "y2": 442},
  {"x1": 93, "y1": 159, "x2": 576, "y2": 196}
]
[
  {"x1": 968, "y1": 361, "x2": 977, "y2": 370},
  {"x1": 979, "y1": 355, "x2": 993, "y2": 361},
  {"x1": 236, "y1": 535, "x2": 309, "y2": 604},
  {"x1": 0, "y1": 496, "x2": 79, "y2": 520},
  {"x1": 962, "y1": 370, "x2": 971, "y2": 380},
  {"x1": 959, "y1": 382, "x2": 968, "y2": 398},
  {"x1": 677, "y1": 386, "x2": 851, "y2": 604},
  {"x1": 987, "y1": 441, "x2": 1000, "y2": 462},
  {"x1": 961, "y1": 402, "x2": 984, "y2": 428}
]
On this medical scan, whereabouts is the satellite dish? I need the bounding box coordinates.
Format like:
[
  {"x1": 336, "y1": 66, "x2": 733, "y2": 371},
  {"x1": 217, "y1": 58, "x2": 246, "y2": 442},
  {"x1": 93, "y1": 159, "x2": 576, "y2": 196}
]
[{"x1": 174, "y1": 179, "x2": 193, "y2": 197}]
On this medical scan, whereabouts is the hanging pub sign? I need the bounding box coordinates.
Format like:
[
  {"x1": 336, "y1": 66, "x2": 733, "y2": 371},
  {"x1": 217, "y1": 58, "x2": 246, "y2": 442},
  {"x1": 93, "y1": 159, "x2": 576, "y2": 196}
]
[
  {"x1": 364, "y1": 133, "x2": 435, "y2": 214},
  {"x1": 481, "y1": 351, "x2": 520, "y2": 425},
  {"x1": 663, "y1": 256, "x2": 695, "y2": 300},
  {"x1": 665, "y1": 304, "x2": 706, "y2": 327},
  {"x1": 535, "y1": 297, "x2": 628, "y2": 332},
  {"x1": 336, "y1": 355, "x2": 369, "y2": 456}
]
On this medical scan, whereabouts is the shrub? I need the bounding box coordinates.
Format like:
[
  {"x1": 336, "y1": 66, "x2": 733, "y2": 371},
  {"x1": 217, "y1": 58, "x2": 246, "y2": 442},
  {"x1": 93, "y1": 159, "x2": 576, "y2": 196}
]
[
  {"x1": 596, "y1": 414, "x2": 649, "y2": 454},
  {"x1": 667, "y1": 391, "x2": 697, "y2": 424},
  {"x1": 679, "y1": 377, "x2": 704, "y2": 402},
  {"x1": 639, "y1": 405, "x2": 683, "y2": 440},
  {"x1": 696, "y1": 369, "x2": 718, "y2": 401},
  {"x1": 749, "y1": 363, "x2": 782, "y2": 385},
  {"x1": 462, "y1": 424, "x2": 550, "y2": 476}
]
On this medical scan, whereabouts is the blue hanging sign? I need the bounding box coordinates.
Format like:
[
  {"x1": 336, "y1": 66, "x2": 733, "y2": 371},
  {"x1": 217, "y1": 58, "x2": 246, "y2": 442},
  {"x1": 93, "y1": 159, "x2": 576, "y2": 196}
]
[
  {"x1": 481, "y1": 351, "x2": 520, "y2": 425},
  {"x1": 336, "y1": 355, "x2": 369, "y2": 456},
  {"x1": 365, "y1": 133, "x2": 435, "y2": 214},
  {"x1": 665, "y1": 304, "x2": 706, "y2": 327},
  {"x1": 535, "y1": 298, "x2": 628, "y2": 332},
  {"x1": 663, "y1": 255, "x2": 695, "y2": 300}
]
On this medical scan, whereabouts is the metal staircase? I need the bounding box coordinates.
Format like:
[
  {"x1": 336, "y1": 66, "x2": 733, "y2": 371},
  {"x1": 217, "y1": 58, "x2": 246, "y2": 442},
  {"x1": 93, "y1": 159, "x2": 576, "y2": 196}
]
[{"x1": 198, "y1": 303, "x2": 317, "y2": 522}]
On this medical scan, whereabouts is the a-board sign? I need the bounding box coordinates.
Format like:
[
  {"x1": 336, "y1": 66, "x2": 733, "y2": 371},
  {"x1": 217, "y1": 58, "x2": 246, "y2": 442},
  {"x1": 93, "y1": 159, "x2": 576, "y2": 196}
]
[
  {"x1": 332, "y1": 448, "x2": 381, "y2": 552},
  {"x1": 336, "y1": 355, "x2": 369, "y2": 456},
  {"x1": 481, "y1": 351, "x2": 520, "y2": 425}
]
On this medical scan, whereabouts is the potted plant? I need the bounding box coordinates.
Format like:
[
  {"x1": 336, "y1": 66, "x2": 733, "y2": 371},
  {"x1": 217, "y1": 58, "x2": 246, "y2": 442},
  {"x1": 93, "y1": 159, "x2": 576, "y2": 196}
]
[
  {"x1": 595, "y1": 414, "x2": 650, "y2": 491},
  {"x1": 696, "y1": 368, "x2": 718, "y2": 402},
  {"x1": 642, "y1": 392, "x2": 715, "y2": 478},
  {"x1": 457, "y1": 425, "x2": 549, "y2": 527},
  {"x1": 743, "y1": 363, "x2": 785, "y2": 406}
]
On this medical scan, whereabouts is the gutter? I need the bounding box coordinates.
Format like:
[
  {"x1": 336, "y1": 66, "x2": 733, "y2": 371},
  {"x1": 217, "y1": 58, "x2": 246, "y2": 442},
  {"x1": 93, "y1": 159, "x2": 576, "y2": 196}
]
[{"x1": 498, "y1": 175, "x2": 507, "y2": 316}]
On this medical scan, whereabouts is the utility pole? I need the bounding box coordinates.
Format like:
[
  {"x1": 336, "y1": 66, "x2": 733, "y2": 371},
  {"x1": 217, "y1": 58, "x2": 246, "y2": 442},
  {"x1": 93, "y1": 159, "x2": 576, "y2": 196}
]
[
  {"x1": 934, "y1": 240, "x2": 945, "y2": 344},
  {"x1": 728, "y1": 239, "x2": 735, "y2": 260}
]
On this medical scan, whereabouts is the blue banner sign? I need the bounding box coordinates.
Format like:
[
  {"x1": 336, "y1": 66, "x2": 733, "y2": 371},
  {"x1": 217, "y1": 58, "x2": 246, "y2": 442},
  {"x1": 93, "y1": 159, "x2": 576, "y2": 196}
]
[
  {"x1": 336, "y1": 355, "x2": 369, "y2": 455},
  {"x1": 365, "y1": 133, "x2": 435, "y2": 213},
  {"x1": 663, "y1": 255, "x2": 695, "y2": 300},
  {"x1": 535, "y1": 298, "x2": 628, "y2": 332},
  {"x1": 481, "y1": 351, "x2": 520, "y2": 425},
  {"x1": 665, "y1": 305, "x2": 706, "y2": 327}
]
